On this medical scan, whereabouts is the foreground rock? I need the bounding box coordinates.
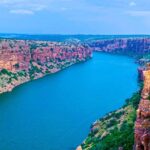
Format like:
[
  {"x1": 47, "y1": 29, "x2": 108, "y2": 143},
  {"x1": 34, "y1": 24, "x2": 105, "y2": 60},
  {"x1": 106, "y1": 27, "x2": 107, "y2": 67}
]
[{"x1": 134, "y1": 65, "x2": 150, "y2": 150}]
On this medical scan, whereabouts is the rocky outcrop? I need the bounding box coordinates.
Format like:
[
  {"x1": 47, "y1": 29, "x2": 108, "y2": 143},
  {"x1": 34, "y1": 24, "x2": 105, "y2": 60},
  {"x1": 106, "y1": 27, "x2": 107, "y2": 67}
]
[
  {"x1": 137, "y1": 64, "x2": 150, "y2": 81},
  {"x1": 0, "y1": 40, "x2": 92, "y2": 72},
  {"x1": 135, "y1": 65, "x2": 150, "y2": 150},
  {"x1": 89, "y1": 38, "x2": 150, "y2": 58},
  {"x1": 0, "y1": 39, "x2": 92, "y2": 94}
]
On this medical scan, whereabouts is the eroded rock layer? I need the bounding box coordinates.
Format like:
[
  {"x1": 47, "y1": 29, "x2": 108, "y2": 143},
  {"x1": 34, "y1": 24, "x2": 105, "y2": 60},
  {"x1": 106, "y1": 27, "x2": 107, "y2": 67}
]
[
  {"x1": 135, "y1": 64, "x2": 150, "y2": 150},
  {"x1": 89, "y1": 38, "x2": 150, "y2": 56},
  {"x1": 0, "y1": 40, "x2": 92, "y2": 93}
]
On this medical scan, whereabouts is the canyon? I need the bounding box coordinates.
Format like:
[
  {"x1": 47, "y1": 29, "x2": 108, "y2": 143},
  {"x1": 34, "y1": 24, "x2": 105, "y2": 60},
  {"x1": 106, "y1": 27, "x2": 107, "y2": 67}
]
[
  {"x1": 89, "y1": 39, "x2": 150, "y2": 150},
  {"x1": 0, "y1": 37, "x2": 150, "y2": 150},
  {"x1": 81, "y1": 38, "x2": 150, "y2": 150}
]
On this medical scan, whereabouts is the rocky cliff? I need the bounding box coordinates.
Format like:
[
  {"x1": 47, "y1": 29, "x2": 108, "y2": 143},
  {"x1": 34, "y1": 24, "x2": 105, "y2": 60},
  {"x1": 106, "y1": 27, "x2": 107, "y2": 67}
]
[
  {"x1": 0, "y1": 39, "x2": 92, "y2": 94},
  {"x1": 89, "y1": 38, "x2": 150, "y2": 60},
  {"x1": 135, "y1": 64, "x2": 150, "y2": 150}
]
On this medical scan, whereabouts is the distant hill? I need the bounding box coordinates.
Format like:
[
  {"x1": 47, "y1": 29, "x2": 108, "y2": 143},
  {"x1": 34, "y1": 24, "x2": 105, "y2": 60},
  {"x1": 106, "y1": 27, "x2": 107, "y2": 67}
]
[{"x1": 0, "y1": 33, "x2": 150, "y2": 42}]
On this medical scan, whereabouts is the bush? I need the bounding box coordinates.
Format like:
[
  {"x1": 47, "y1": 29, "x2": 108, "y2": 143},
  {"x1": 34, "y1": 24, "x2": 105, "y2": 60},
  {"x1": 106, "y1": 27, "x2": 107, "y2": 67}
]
[{"x1": 1, "y1": 69, "x2": 12, "y2": 76}]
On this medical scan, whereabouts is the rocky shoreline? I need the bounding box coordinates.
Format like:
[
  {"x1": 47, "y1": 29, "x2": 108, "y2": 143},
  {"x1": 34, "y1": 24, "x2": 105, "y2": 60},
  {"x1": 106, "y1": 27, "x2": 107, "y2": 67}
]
[{"x1": 0, "y1": 61, "x2": 78, "y2": 94}]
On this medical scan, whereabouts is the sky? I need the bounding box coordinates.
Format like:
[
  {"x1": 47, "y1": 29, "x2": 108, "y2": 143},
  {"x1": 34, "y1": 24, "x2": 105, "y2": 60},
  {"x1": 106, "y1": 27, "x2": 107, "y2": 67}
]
[{"x1": 0, "y1": 0, "x2": 150, "y2": 34}]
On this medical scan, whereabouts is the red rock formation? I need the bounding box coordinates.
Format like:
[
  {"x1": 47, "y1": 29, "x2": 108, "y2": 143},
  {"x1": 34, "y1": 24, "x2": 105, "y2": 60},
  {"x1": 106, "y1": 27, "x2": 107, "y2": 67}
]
[
  {"x1": 0, "y1": 40, "x2": 92, "y2": 73},
  {"x1": 135, "y1": 68, "x2": 150, "y2": 150},
  {"x1": 90, "y1": 38, "x2": 150, "y2": 57},
  {"x1": 0, "y1": 40, "x2": 92, "y2": 94}
]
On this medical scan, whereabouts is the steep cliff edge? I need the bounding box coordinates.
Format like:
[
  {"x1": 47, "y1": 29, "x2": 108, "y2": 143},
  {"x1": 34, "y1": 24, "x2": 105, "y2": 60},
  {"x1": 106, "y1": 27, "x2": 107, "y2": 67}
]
[
  {"x1": 0, "y1": 39, "x2": 92, "y2": 94},
  {"x1": 1, "y1": 38, "x2": 150, "y2": 94},
  {"x1": 89, "y1": 38, "x2": 150, "y2": 57},
  {"x1": 135, "y1": 65, "x2": 150, "y2": 150}
]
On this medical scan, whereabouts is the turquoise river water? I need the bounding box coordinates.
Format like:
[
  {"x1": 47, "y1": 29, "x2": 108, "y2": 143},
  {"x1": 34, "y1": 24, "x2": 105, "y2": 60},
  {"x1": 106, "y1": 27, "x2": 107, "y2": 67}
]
[{"x1": 0, "y1": 52, "x2": 139, "y2": 150}]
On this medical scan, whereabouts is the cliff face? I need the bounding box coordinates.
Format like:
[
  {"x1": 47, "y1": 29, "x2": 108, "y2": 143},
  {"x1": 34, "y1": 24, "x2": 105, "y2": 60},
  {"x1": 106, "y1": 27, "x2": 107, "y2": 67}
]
[
  {"x1": 0, "y1": 39, "x2": 92, "y2": 93},
  {"x1": 89, "y1": 38, "x2": 150, "y2": 58},
  {"x1": 135, "y1": 65, "x2": 150, "y2": 150},
  {"x1": 0, "y1": 40, "x2": 92, "y2": 72}
]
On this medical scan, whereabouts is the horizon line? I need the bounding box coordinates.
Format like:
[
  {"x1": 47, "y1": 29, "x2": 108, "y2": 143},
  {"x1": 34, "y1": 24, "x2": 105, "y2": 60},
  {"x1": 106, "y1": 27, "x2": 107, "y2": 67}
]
[{"x1": 0, "y1": 33, "x2": 150, "y2": 36}]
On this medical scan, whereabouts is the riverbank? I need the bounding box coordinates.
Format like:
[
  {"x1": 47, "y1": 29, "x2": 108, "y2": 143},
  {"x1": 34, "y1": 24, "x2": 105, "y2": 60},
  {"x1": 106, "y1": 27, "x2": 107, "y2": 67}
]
[
  {"x1": 76, "y1": 38, "x2": 150, "y2": 150},
  {"x1": 0, "y1": 39, "x2": 92, "y2": 94},
  {"x1": 80, "y1": 92, "x2": 141, "y2": 150},
  {"x1": 78, "y1": 64, "x2": 150, "y2": 150},
  {"x1": 0, "y1": 61, "x2": 82, "y2": 94}
]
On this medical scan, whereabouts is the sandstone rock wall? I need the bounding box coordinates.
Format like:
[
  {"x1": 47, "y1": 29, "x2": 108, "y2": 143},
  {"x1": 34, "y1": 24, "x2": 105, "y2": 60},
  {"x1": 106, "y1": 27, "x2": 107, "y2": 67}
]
[
  {"x1": 0, "y1": 40, "x2": 92, "y2": 73},
  {"x1": 0, "y1": 40, "x2": 92, "y2": 94},
  {"x1": 90, "y1": 38, "x2": 150, "y2": 56},
  {"x1": 135, "y1": 66, "x2": 150, "y2": 150}
]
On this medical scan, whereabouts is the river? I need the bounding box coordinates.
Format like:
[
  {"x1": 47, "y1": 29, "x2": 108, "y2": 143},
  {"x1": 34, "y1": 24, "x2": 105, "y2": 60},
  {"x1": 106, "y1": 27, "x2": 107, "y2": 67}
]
[{"x1": 0, "y1": 52, "x2": 139, "y2": 150}]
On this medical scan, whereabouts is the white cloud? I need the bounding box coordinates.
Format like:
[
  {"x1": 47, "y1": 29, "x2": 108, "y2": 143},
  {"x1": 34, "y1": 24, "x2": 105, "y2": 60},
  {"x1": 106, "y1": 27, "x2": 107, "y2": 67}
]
[
  {"x1": 0, "y1": 0, "x2": 47, "y2": 14},
  {"x1": 129, "y1": 1, "x2": 136, "y2": 7},
  {"x1": 32, "y1": 4, "x2": 46, "y2": 11},
  {"x1": 126, "y1": 10, "x2": 150, "y2": 17},
  {"x1": 9, "y1": 9, "x2": 34, "y2": 15},
  {"x1": 0, "y1": 0, "x2": 25, "y2": 4}
]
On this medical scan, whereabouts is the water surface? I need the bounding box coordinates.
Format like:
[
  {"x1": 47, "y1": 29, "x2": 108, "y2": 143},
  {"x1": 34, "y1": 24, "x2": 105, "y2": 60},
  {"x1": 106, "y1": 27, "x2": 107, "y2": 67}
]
[{"x1": 0, "y1": 52, "x2": 139, "y2": 150}]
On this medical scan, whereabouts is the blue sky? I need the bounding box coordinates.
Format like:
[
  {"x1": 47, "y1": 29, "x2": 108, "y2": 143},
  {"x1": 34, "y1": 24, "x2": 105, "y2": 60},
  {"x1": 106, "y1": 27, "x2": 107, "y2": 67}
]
[{"x1": 0, "y1": 0, "x2": 150, "y2": 34}]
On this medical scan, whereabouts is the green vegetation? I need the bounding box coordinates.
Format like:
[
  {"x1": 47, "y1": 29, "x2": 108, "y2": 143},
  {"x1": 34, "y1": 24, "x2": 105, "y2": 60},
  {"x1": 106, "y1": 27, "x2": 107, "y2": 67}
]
[
  {"x1": 81, "y1": 92, "x2": 141, "y2": 150},
  {"x1": 0, "y1": 69, "x2": 28, "y2": 88},
  {"x1": 29, "y1": 63, "x2": 42, "y2": 80},
  {"x1": 30, "y1": 43, "x2": 38, "y2": 51},
  {"x1": 14, "y1": 63, "x2": 20, "y2": 69},
  {"x1": 0, "y1": 69, "x2": 12, "y2": 76}
]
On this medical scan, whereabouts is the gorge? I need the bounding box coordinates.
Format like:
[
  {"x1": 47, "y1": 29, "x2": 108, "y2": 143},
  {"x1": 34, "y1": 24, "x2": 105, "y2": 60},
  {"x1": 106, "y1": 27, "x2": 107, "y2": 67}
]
[{"x1": 0, "y1": 35, "x2": 150, "y2": 150}]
